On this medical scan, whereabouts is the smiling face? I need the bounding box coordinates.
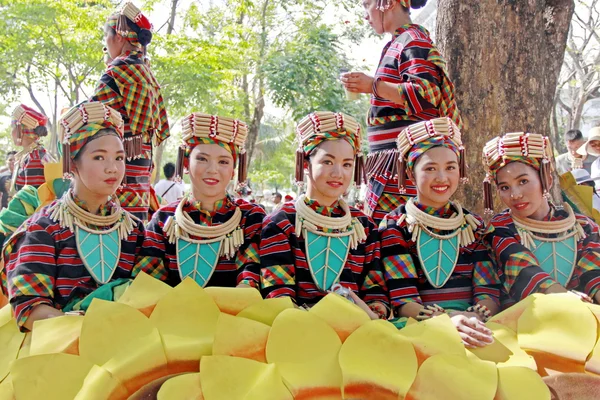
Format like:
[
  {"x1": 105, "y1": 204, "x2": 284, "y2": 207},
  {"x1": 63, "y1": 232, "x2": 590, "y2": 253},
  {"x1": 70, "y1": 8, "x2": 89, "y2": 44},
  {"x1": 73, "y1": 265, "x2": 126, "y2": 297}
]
[
  {"x1": 495, "y1": 161, "x2": 551, "y2": 220},
  {"x1": 72, "y1": 131, "x2": 126, "y2": 200},
  {"x1": 305, "y1": 139, "x2": 355, "y2": 206},
  {"x1": 188, "y1": 143, "x2": 235, "y2": 207},
  {"x1": 409, "y1": 146, "x2": 460, "y2": 209}
]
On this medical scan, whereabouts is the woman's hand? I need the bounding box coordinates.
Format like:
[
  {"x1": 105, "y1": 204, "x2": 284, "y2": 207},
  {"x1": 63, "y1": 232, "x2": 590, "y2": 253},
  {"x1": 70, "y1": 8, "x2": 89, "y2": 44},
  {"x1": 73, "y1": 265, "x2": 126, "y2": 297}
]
[
  {"x1": 345, "y1": 290, "x2": 380, "y2": 320},
  {"x1": 450, "y1": 314, "x2": 494, "y2": 348},
  {"x1": 340, "y1": 72, "x2": 375, "y2": 94}
]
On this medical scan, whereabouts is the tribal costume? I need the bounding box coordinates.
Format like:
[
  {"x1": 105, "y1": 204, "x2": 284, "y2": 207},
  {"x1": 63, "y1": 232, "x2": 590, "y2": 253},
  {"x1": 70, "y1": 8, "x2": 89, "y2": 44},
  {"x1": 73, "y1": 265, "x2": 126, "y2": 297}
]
[
  {"x1": 10, "y1": 104, "x2": 54, "y2": 192},
  {"x1": 252, "y1": 111, "x2": 389, "y2": 317},
  {"x1": 483, "y1": 132, "x2": 600, "y2": 307},
  {"x1": 379, "y1": 118, "x2": 499, "y2": 326},
  {"x1": 365, "y1": 12, "x2": 462, "y2": 225},
  {"x1": 92, "y1": 2, "x2": 169, "y2": 221},
  {"x1": 1, "y1": 102, "x2": 144, "y2": 330},
  {"x1": 135, "y1": 113, "x2": 265, "y2": 288}
]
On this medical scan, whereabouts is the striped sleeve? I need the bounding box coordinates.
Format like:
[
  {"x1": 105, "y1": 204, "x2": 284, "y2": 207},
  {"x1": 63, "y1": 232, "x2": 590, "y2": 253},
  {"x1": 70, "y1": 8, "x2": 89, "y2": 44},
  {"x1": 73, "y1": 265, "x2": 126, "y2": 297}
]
[
  {"x1": 394, "y1": 41, "x2": 442, "y2": 115},
  {"x1": 358, "y1": 215, "x2": 389, "y2": 312},
  {"x1": 572, "y1": 216, "x2": 600, "y2": 298},
  {"x1": 484, "y1": 216, "x2": 555, "y2": 302},
  {"x1": 6, "y1": 221, "x2": 57, "y2": 329},
  {"x1": 379, "y1": 216, "x2": 421, "y2": 310},
  {"x1": 16, "y1": 150, "x2": 47, "y2": 189},
  {"x1": 236, "y1": 205, "x2": 266, "y2": 289},
  {"x1": 133, "y1": 210, "x2": 169, "y2": 281},
  {"x1": 259, "y1": 214, "x2": 296, "y2": 300}
]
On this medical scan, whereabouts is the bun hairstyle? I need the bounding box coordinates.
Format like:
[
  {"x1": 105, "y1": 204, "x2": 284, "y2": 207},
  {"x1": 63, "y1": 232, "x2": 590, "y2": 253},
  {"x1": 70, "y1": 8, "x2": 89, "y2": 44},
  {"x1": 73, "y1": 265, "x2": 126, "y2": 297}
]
[
  {"x1": 410, "y1": 0, "x2": 428, "y2": 9},
  {"x1": 137, "y1": 29, "x2": 152, "y2": 46},
  {"x1": 34, "y1": 125, "x2": 48, "y2": 137}
]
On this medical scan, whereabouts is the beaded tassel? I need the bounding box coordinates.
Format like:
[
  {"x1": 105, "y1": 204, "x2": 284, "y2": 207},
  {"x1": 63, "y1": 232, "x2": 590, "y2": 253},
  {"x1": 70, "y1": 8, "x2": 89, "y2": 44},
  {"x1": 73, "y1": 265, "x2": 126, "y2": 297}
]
[
  {"x1": 175, "y1": 145, "x2": 186, "y2": 182},
  {"x1": 397, "y1": 156, "x2": 406, "y2": 194},
  {"x1": 540, "y1": 159, "x2": 552, "y2": 199},
  {"x1": 295, "y1": 148, "x2": 305, "y2": 186},
  {"x1": 62, "y1": 142, "x2": 72, "y2": 179},
  {"x1": 483, "y1": 176, "x2": 494, "y2": 215},
  {"x1": 237, "y1": 149, "x2": 247, "y2": 185},
  {"x1": 459, "y1": 147, "x2": 468, "y2": 183}
]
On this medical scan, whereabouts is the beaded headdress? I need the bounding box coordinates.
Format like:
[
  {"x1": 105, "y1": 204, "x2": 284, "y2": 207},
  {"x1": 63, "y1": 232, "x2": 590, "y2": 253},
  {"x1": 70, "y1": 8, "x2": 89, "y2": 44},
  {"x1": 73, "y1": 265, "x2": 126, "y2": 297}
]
[
  {"x1": 107, "y1": 2, "x2": 153, "y2": 48},
  {"x1": 376, "y1": 0, "x2": 411, "y2": 10},
  {"x1": 176, "y1": 113, "x2": 249, "y2": 186},
  {"x1": 295, "y1": 111, "x2": 365, "y2": 187},
  {"x1": 59, "y1": 102, "x2": 124, "y2": 178},
  {"x1": 395, "y1": 117, "x2": 466, "y2": 194},
  {"x1": 482, "y1": 132, "x2": 553, "y2": 214},
  {"x1": 11, "y1": 104, "x2": 48, "y2": 144}
]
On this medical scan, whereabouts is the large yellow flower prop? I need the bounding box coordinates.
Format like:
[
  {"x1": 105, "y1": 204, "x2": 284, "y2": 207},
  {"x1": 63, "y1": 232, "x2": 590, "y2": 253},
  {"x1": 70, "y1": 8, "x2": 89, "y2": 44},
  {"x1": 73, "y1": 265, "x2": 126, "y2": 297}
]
[{"x1": 1, "y1": 273, "x2": 600, "y2": 399}]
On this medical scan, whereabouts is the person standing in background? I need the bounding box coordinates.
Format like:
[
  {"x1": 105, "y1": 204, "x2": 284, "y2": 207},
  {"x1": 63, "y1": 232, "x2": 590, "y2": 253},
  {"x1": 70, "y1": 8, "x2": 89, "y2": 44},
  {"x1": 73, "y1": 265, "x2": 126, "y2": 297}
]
[
  {"x1": 555, "y1": 129, "x2": 596, "y2": 175},
  {"x1": 154, "y1": 162, "x2": 185, "y2": 204},
  {"x1": 0, "y1": 152, "x2": 17, "y2": 209}
]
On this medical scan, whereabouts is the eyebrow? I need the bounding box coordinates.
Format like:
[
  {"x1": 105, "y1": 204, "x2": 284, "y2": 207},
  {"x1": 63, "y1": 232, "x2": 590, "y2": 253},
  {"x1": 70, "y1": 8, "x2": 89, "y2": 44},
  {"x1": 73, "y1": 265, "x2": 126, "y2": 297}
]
[
  {"x1": 497, "y1": 173, "x2": 528, "y2": 186},
  {"x1": 90, "y1": 149, "x2": 125, "y2": 154},
  {"x1": 421, "y1": 160, "x2": 458, "y2": 167},
  {"x1": 197, "y1": 152, "x2": 231, "y2": 159},
  {"x1": 324, "y1": 153, "x2": 354, "y2": 162}
]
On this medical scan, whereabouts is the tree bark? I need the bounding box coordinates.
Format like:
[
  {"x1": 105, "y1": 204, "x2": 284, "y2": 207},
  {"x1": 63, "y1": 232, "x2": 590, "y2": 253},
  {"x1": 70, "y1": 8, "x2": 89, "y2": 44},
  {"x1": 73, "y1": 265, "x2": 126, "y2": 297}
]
[{"x1": 436, "y1": 0, "x2": 575, "y2": 215}]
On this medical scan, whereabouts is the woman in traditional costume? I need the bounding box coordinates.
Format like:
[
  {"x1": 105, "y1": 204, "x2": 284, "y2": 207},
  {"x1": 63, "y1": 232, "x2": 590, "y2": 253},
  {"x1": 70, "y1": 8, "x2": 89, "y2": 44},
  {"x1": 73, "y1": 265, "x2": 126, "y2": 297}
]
[
  {"x1": 482, "y1": 132, "x2": 600, "y2": 307},
  {"x1": 379, "y1": 118, "x2": 499, "y2": 346},
  {"x1": 9, "y1": 104, "x2": 54, "y2": 193},
  {"x1": 1, "y1": 102, "x2": 144, "y2": 331},
  {"x1": 251, "y1": 111, "x2": 389, "y2": 319},
  {"x1": 341, "y1": 0, "x2": 462, "y2": 225},
  {"x1": 135, "y1": 113, "x2": 266, "y2": 288},
  {"x1": 92, "y1": 1, "x2": 169, "y2": 221}
]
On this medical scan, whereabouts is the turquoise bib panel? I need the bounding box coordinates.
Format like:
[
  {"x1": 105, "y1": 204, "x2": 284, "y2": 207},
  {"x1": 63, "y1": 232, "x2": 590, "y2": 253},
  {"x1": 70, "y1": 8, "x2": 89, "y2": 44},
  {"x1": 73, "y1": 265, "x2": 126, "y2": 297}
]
[
  {"x1": 417, "y1": 229, "x2": 460, "y2": 288},
  {"x1": 305, "y1": 231, "x2": 351, "y2": 292},
  {"x1": 76, "y1": 228, "x2": 121, "y2": 285},
  {"x1": 177, "y1": 238, "x2": 221, "y2": 287},
  {"x1": 531, "y1": 236, "x2": 577, "y2": 287}
]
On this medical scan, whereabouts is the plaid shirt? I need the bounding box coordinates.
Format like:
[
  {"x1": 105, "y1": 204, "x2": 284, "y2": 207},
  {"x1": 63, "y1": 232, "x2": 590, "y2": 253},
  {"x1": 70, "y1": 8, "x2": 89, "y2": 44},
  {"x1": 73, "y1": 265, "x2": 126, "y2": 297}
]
[
  {"x1": 3, "y1": 199, "x2": 144, "y2": 330},
  {"x1": 484, "y1": 207, "x2": 600, "y2": 308},
  {"x1": 252, "y1": 199, "x2": 388, "y2": 311},
  {"x1": 135, "y1": 196, "x2": 265, "y2": 288},
  {"x1": 379, "y1": 202, "x2": 500, "y2": 312},
  {"x1": 91, "y1": 50, "x2": 169, "y2": 146},
  {"x1": 368, "y1": 24, "x2": 463, "y2": 153}
]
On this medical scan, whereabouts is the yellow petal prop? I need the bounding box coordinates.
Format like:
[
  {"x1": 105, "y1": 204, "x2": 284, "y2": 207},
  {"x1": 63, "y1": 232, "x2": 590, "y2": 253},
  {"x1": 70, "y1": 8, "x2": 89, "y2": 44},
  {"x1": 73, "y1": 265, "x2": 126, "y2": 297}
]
[
  {"x1": 74, "y1": 365, "x2": 129, "y2": 400},
  {"x1": 118, "y1": 272, "x2": 172, "y2": 317},
  {"x1": 585, "y1": 303, "x2": 600, "y2": 374},
  {"x1": 237, "y1": 297, "x2": 295, "y2": 326},
  {"x1": 200, "y1": 355, "x2": 292, "y2": 400},
  {"x1": 10, "y1": 353, "x2": 93, "y2": 400},
  {"x1": 30, "y1": 315, "x2": 83, "y2": 356},
  {"x1": 204, "y1": 286, "x2": 263, "y2": 315},
  {"x1": 339, "y1": 320, "x2": 418, "y2": 399},
  {"x1": 157, "y1": 373, "x2": 204, "y2": 400},
  {"x1": 469, "y1": 322, "x2": 536, "y2": 370},
  {"x1": 266, "y1": 309, "x2": 342, "y2": 364},
  {"x1": 489, "y1": 294, "x2": 538, "y2": 332},
  {"x1": 518, "y1": 294, "x2": 597, "y2": 375},
  {"x1": 0, "y1": 307, "x2": 25, "y2": 382},
  {"x1": 79, "y1": 299, "x2": 168, "y2": 396},
  {"x1": 406, "y1": 354, "x2": 498, "y2": 400},
  {"x1": 212, "y1": 313, "x2": 270, "y2": 363},
  {"x1": 0, "y1": 377, "x2": 13, "y2": 400},
  {"x1": 149, "y1": 278, "x2": 220, "y2": 373},
  {"x1": 400, "y1": 314, "x2": 465, "y2": 365},
  {"x1": 309, "y1": 293, "x2": 371, "y2": 342},
  {"x1": 266, "y1": 309, "x2": 343, "y2": 398},
  {"x1": 495, "y1": 366, "x2": 550, "y2": 400}
]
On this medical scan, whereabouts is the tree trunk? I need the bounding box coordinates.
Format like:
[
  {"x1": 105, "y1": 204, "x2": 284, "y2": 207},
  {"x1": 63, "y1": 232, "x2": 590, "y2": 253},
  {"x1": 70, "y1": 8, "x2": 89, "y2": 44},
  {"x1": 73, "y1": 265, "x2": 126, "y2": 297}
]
[
  {"x1": 436, "y1": 0, "x2": 575, "y2": 215},
  {"x1": 153, "y1": 0, "x2": 179, "y2": 185}
]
